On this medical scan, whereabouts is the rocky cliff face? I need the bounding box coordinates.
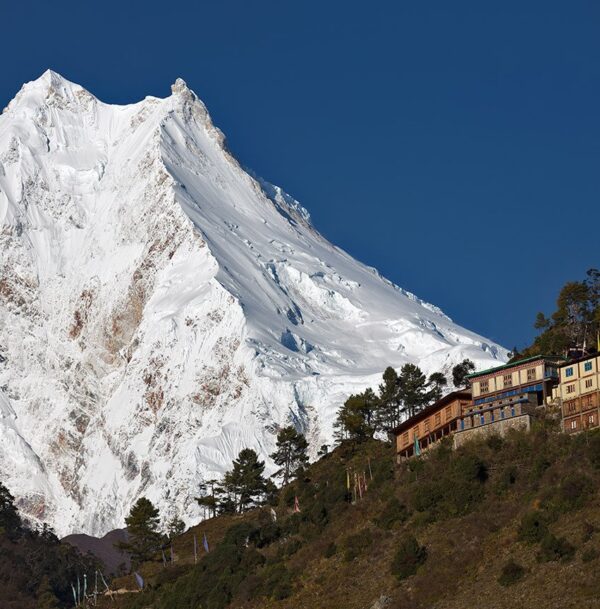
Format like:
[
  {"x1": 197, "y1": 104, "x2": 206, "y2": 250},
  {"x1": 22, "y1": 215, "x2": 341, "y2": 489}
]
[{"x1": 0, "y1": 71, "x2": 506, "y2": 535}]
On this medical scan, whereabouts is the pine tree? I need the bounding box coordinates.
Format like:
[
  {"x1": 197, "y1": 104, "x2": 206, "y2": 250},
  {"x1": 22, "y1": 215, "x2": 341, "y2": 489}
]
[
  {"x1": 116, "y1": 497, "x2": 162, "y2": 566},
  {"x1": 36, "y1": 576, "x2": 60, "y2": 609},
  {"x1": 166, "y1": 516, "x2": 185, "y2": 540},
  {"x1": 334, "y1": 388, "x2": 377, "y2": 442},
  {"x1": 0, "y1": 482, "x2": 21, "y2": 537},
  {"x1": 223, "y1": 449, "x2": 269, "y2": 513},
  {"x1": 428, "y1": 372, "x2": 448, "y2": 402},
  {"x1": 452, "y1": 359, "x2": 476, "y2": 388},
  {"x1": 196, "y1": 479, "x2": 220, "y2": 519},
  {"x1": 397, "y1": 363, "x2": 429, "y2": 418},
  {"x1": 270, "y1": 426, "x2": 309, "y2": 486},
  {"x1": 376, "y1": 367, "x2": 401, "y2": 431}
]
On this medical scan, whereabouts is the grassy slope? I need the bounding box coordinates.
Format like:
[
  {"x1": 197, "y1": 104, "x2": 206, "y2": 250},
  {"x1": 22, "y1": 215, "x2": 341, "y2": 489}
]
[{"x1": 99, "y1": 419, "x2": 600, "y2": 609}]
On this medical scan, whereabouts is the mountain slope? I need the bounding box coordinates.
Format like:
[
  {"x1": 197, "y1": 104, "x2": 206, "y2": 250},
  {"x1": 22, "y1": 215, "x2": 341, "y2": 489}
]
[{"x1": 0, "y1": 70, "x2": 506, "y2": 535}]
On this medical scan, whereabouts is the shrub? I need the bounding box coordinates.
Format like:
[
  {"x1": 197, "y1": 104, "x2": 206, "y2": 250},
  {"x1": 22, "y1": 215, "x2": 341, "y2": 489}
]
[
  {"x1": 487, "y1": 434, "x2": 504, "y2": 451},
  {"x1": 374, "y1": 497, "x2": 409, "y2": 530},
  {"x1": 497, "y1": 559, "x2": 525, "y2": 587},
  {"x1": 323, "y1": 542, "x2": 337, "y2": 558},
  {"x1": 342, "y1": 529, "x2": 373, "y2": 562},
  {"x1": 390, "y1": 534, "x2": 427, "y2": 581},
  {"x1": 261, "y1": 563, "x2": 293, "y2": 600},
  {"x1": 586, "y1": 432, "x2": 600, "y2": 469},
  {"x1": 494, "y1": 465, "x2": 518, "y2": 495},
  {"x1": 518, "y1": 511, "x2": 549, "y2": 544},
  {"x1": 537, "y1": 534, "x2": 575, "y2": 563},
  {"x1": 411, "y1": 453, "x2": 488, "y2": 519},
  {"x1": 556, "y1": 475, "x2": 594, "y2": 512}
]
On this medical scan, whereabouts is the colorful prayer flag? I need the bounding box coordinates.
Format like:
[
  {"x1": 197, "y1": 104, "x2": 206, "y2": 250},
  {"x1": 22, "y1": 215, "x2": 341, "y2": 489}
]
[{"x1": 203, "y1": 532, "x2": 209, "y2": 553}]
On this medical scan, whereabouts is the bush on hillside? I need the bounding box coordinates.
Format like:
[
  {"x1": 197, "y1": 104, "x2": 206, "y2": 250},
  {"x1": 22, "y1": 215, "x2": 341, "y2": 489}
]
[
  {"x1": 411, "y1": 453, "x2": 488, "y2": 519},
  {"x1": 537, "y1": 534, "x2": 575, "y2": 563},
  {"x1": 518, "y1": 511, "x2": 549, "y2": 544},
  {"x1": 374, "y1": 497, "x2": 409, "y2": 530},
  {"x1": 390, "y1": 534, "x2": 427, "y2": 581},
  {"x1": 582, "y1": 547, "x2": 599, "y2": 563},
  {"x1": 497, "y1": 559, "x2": 525, "y2": 587},
  {"x1": 342, "y1": 528, "x2": 374, "y2": 562}
]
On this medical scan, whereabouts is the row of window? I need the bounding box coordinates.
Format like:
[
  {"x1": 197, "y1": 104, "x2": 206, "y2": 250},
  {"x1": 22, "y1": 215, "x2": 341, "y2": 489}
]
[
  {"x1": 474, "y1": 383, "x2": 543, "y2": 406},
  {"x1": 565, "y1": 361, "x2": 595, "y2": 378},
  {"x1": 565, "y1": 378, "x2": 595, "y2": 394},
  {"x1": 399, "y1": 405, "x2": 455, "y2": 445},
  {"x1": 479, "y1": 368, "x2": 537, "y2": 394}
]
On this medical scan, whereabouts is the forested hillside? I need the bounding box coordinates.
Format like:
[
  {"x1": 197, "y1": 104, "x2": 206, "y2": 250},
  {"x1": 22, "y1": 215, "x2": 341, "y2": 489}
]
[{"x1": 93, "y1": 416, "x2": 600, "y2": 609}]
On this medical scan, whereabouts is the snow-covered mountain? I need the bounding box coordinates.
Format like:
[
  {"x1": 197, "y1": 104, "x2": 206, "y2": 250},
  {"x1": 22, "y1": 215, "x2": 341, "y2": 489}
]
[{"x1": 0, "y1": 71, "x2": 506, "y2": 536}]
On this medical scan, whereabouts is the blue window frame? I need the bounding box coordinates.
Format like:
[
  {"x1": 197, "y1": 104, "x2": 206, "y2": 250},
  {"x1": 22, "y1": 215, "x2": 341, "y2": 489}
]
[
  {"x1": 585, "y1": 361, "x2": 593, "y2": 372},
  {"x1": 566, "y1": 367, "x2": 574, "y2": 377}
]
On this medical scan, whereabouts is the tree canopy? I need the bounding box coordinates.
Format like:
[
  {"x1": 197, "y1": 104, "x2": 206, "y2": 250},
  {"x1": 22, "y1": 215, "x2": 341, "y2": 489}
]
[{"x1": 270, "y1": 426, "x2": 309, "y2": 486}]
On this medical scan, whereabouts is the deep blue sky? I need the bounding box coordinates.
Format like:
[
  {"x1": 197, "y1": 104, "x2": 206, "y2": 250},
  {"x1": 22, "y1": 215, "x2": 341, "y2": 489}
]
[{"x1": 2, "y1": 1, "x2": 598, "y2": 349}]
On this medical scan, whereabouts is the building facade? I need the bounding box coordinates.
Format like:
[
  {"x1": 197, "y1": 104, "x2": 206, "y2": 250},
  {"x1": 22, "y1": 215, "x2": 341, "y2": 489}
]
[
  {"x1": 558, "y1": 354, "x2": 600, "y2": 434},
  {"x1": 393, "y1": 391, "x2": 472, "y2": 460},
  {"x1": 452, "y1": 355, "x2": 564, "y2": 445}
]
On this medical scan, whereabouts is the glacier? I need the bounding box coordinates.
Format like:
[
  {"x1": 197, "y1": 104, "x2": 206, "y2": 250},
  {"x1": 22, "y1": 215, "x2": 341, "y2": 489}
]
[{"x1": 0, "y1": 70, "x2": 507, "y2": 536}]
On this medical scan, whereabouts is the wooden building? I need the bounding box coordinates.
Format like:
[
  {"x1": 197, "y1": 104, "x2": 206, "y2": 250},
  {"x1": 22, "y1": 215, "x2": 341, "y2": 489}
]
[
  {"x1": 452, "y1": 355, "x2": 564, "y2": 445},
  {"x1": 393, "y1": 390, "x2": 472, "y2": 460},
  {"x1": 557, "y1": 354, "x2": 600, "y2": 434}
]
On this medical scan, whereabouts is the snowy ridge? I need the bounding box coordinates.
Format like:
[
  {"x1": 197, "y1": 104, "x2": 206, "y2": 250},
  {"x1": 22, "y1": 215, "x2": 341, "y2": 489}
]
[{"x1": 0, "y1": 71, "x2": 507, "y2": 535}]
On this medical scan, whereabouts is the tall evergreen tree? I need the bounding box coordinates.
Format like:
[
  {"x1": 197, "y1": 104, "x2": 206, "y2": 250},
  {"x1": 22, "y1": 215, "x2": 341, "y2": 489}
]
[
  {"x1": 195, "y1": 479, "x2": 220, "y2": 519},
  {"x1": 0, "y1": 482, "x2": 21, "y2": 537},
  {"x1": 397, "y1": 363, "x2": 429, "y2": 418},
  {"x1": 519, "y1": 269, "x2": 600, "y2": 358},
  {"x1": 452, "y1": 359, "x2": 476, "y2": 388},
  {"x1": 223, "y1": 448, "x2": 269, "y2": 513},
  {"x1": 428, "y1": 372, "x2": 448, "y2": 402},
  {"x1": 166, "y1": 516, "x2": 185, "y2": 540},
  {"x1": 376, "y1": 367, "x2": 401, "y2": 431},
  {"x1": 270, "y1": 426, "x2": 309, "y2": 486},
  {"x1": 334, "y1": 388, "x2": 377, "y2": 441},
  {"x1": 116, "y1": 497, "x2": 162, "y2": 566}
]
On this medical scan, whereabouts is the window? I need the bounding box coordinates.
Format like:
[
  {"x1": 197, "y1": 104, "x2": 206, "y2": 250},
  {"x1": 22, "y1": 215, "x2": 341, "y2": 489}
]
[
  {"x1": 527, "y1": 368, "x2": 536, "y2": 381},
  {"x1": 570, "y1": 419, "x2": 578, "y2": 430},
  {"x1": 424, "y1": 419, "x2": 430, "y2": 433},
  {"x1": 585, "y1": 379, "x2": 593, "y2": 389},
  {"x1": 566, "y1": 384, "x2": 576, "y2": 394},
  {"x1": 402, "y1": 432, "x2": 409, "y2": 445},
  {"x1": 434, "y1": 412, "x2": 441, "y2": 426},
  {"x1": 445, "y1": 406, "x2": 451, "y2": 421},
  {"x1": 566, "y1": 367, "x2": 574, "y2": 377},
  {"x1": 582, "y1": 395, "x2": 595, "y2": 410},
  {"x1": 588, "y1": 414, "x2": 595, "y2": 425},
  {"x1": 479, "y1": 380, "x2": 489, "y2": 394},
  {"x1": 584, "y1": 361, "x2": 593, "y2": 372},
  {"x1": 566, "y1": 401, "x2": 577, "y2": 414},
  {"x1": 503, "y1": 374, "x2": 513, "y2": 387}
]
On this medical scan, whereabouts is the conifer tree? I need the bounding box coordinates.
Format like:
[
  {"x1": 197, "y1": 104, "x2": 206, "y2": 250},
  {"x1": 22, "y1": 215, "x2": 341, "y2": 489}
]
[
  {"x1": 270, "y1": 426, "x2": 309, "y2": 486},
  {"x1": 116, "y1": 497, "x2": 162, "y2": 566},
  {"x1": 166, "y1": 516, "x2": 185, "y2": 540},
  {"x1": 452, "y1": 359, "x2": 476, "y2": 388},
  {"x1": 223, "y1": 448, "x2": 269, "y2": 513},
  {"x1": 428, "y1": 372, "x2": 448, "y2": 402},
  {"x1": 397, "y1": 363, "x2": 429, "y2": 418},
  {"x1": 0, "y1": 482, "x2": 21, "y2": 537},
  {"x1": 334, "y1": 388, "x2": 377, "y2": 441},
  {"x1": 196, "y1": 479, "x2": 220, "y2": 519},
  {"x1": 376, "y1": 367, "x2": 401, "y2": 431},
  {"x1": 36, "y1": 576, "x2": 60, "y2": 609}
]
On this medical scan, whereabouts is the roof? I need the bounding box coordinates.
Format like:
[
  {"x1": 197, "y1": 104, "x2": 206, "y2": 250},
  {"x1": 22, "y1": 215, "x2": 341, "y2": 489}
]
[
  {"x1": 466, "y1": 355, "x2": 567, "y2": 380},
  {"x1": 391, "y1": 390, "x2": 472, "y2": 435},
  {"x1": 558, "y1": 352, "x2": 599, "y2": 368}
]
